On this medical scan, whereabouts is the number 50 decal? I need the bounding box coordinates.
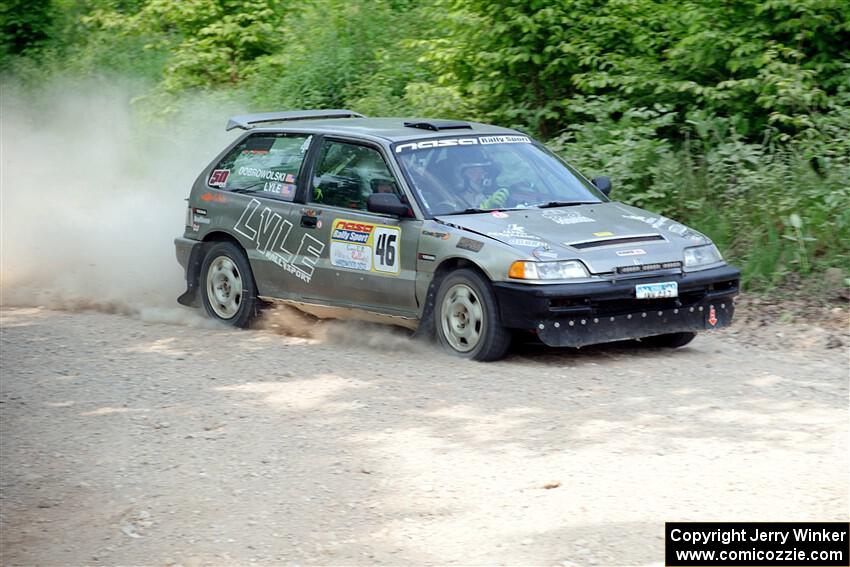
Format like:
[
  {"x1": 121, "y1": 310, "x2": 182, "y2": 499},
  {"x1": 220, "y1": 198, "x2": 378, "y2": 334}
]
[{"x1": 373, "y1": 226, "x2": 400, "y2": 274}]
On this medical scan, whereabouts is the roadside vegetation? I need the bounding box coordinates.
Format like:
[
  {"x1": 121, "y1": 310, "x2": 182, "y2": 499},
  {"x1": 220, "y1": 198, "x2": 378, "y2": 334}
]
[{"x1": 3, "y1": 0, "x2": 848, "y2": 295}]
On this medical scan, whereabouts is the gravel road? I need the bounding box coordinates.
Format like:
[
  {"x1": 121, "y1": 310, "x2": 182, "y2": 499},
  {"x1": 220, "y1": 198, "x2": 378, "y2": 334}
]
[{"x1": 1, "y1": 306, "x2": 847, "y2": 567}]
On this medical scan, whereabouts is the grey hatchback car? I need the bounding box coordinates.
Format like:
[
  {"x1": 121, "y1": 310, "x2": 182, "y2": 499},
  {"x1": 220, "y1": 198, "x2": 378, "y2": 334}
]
[{"x1": 175, "y1": 110, "x2": 740, "y2": 360}]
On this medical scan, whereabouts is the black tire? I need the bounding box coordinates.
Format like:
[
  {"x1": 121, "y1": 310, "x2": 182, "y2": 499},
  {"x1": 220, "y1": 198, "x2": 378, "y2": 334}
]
[
  {"x1": 199, "y1": 241, "x2": 260, "y2": 328},
  {"x1": 641, "y1": 331, "x2": 696, "y2": 348},
  {"x1": 433, "y1": 268, "x2": 511, "y2": 361}
]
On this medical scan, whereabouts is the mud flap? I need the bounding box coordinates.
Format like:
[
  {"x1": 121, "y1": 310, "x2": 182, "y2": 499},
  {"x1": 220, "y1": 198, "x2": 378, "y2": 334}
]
[{"x1": 175, "y1": 239, "x2": 207, "y2": 307}]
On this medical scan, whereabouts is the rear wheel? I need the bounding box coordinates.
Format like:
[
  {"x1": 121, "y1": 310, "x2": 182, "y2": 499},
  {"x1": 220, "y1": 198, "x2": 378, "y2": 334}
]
[
  {"x1": 641, "y1": 331, "x2": 696, "y2": 348},
  {"x1": 200, "y1": 242, "x2": 259, "y2": 327},
  {"x1": 434, "y1": 269, "x2": 511, "y2": 361}
]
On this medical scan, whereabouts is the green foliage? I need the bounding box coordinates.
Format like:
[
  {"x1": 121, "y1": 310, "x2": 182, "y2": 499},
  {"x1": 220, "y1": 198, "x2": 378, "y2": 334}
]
[
  {"x1": 246, "y1": 0, "x2": 436, "y2": 115},
  {"x1": 83, "y1": 0, "x2": 284, "y2": 91},
  {"x1": 417, "y1": 0, "x2": 850, "y2": 140},
  {"x1": 548, "y1": 95, "x2": 850, "y2": 290},
  {"x1": 3, "y1": 0, "x2": 848, "y2": 293},
  {"x1": 0, "y1": 0, "x2": 53, "y2": 60}
]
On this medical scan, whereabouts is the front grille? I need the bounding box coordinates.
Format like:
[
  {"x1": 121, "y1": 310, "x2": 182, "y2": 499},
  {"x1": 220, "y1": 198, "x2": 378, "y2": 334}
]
[
  {"x1": 569, "y1": 234, "x2": 665, "y2": 249},
  {"x1": 616, "y1": 261, "x2": 682, "y2": 274}
]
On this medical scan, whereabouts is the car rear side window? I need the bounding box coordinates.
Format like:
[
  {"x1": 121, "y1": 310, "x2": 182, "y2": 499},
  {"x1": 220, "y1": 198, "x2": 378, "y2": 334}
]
[
  {"x1": 310, "y1": 140, "x2": 399, "y2": 210},
  {"x1": 208, "y1": 133, "x2": 312, "y2": 201}
]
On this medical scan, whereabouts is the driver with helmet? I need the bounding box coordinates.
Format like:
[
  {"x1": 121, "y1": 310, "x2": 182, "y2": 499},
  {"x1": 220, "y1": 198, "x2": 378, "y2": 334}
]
[
  {"x1": 434, "y1": 146, "x2": 509, "y2": 209},
  {"x1": 458, "y1": 161, "x2": 509, "y2": 209}
]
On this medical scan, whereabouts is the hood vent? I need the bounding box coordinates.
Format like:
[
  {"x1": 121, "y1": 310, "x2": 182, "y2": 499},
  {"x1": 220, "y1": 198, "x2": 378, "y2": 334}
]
[
  {"x1": 568, "y1": 234, "x2": 665, "y2": 250},
  {"x1": 403, "y1": 120, "x2": 472, "y2": 131}
]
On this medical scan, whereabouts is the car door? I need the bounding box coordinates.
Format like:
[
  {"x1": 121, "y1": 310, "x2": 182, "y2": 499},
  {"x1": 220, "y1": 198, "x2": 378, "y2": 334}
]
[
  {"x1": 211, "y1": 132, "x2": 318, "y2": 299},
  {"x1": 295, "y1": 137, "x2": 420, "y2": 315}
]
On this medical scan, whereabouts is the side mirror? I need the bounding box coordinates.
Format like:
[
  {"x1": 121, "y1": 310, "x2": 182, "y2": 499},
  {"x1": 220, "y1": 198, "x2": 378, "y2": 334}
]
[
  {"x1": 367, "y1": 193, "x2": 409, "y2": 217},
  {"x1": 592, "y1": 176, "x2": 612, "y2": 196}
]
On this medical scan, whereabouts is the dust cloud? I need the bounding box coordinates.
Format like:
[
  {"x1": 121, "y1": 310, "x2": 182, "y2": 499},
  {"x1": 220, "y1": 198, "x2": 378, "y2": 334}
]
[
  {"x1": 259, "y1": 305, "x2": 431, "y2": 354},
  {"x1": 0, "y1": 78, "x2": 431, "y2": 351},
  {"x1": 0, "y1": 78, "x2": 242, "y2": 326}
]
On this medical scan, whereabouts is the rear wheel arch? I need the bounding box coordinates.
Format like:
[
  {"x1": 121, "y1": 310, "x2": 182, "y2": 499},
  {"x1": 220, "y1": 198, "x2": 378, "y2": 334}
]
[
  {"x1": 199, "y1": 240, "x2": 260, "y2": 327},
  {"x1": 202, "y1": 230, "x2": 245, "y2": 247},
  {"x1": 195, "y1": 232, "x2": 252, "y2": 279},
  {"x1": 180, "y1": 231, "x2": 256, "y2": 307}
]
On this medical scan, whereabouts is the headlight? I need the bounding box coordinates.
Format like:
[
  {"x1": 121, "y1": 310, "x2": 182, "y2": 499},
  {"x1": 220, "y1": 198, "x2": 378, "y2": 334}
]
[
  {"x1": 683, "y1": 243, "x2": 723, "y2": 268},
  {"x1": 509, "y1": 260, "x2": 589, "y2": 280}
]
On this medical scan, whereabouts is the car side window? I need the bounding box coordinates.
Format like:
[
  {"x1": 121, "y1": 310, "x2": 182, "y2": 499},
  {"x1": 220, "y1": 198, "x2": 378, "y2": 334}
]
[
  {"x1": 310, "y1": 140, "x2": 399, "y2": 210},
  {"x1": 208, "y1": 133, "x2": 312, "y2": 201}
]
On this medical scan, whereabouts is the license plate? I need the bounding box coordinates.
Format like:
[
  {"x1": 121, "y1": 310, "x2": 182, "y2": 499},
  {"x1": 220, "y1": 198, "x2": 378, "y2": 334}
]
[{"x1": 635, "y1": 281, "x2": 678, "y2": 299}]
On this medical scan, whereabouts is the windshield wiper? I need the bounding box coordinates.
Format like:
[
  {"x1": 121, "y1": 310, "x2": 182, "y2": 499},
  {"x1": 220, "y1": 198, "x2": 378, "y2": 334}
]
[
  {"x1": 440, "y1": 207, "x2": 514, "y2": 216},
  {"x1": 535, "y1": 200, "x2": 598, "y2": 208}
]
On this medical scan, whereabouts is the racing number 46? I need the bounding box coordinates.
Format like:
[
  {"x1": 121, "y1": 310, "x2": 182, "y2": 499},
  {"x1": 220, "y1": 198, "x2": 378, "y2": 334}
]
[{"x1": 373, "y1": 228, "x2": 399, "y2": 273}]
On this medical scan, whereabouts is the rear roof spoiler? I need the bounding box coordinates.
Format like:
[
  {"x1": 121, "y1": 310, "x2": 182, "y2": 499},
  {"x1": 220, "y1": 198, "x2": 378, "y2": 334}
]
[{"x1": 226, "y1": 109, "x2": 365, "y2": 131}]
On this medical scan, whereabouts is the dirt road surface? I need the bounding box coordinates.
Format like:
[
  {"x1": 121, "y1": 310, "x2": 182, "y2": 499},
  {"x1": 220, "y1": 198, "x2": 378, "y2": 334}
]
[{"x1": 1, "y1": 306, "x2": 847, "y2": 566}]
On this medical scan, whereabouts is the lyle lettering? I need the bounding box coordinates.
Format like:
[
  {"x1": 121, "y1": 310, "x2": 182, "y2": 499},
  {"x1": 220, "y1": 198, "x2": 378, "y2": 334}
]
[{"x1": 234, "y1": 198, "x2": 324, "y2": 283}]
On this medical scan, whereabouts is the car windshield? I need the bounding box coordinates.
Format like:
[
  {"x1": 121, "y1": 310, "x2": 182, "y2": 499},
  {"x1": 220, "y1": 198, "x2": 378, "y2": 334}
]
[{"x1": 393, "y1": 135, "x2": 606, "y2": 216}]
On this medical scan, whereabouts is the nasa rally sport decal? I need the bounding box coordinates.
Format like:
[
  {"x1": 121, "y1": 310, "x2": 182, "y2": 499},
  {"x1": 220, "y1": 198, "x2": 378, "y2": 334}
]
[
  {"x1": 394, "y1": 135, "x2": 531, "y2": 153},
  {"x1": 330, "y1": 219, "x2": 401, "y2": 275}
]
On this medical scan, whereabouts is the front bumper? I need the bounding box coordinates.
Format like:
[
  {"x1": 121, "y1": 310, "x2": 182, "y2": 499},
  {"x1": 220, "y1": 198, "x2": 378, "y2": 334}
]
[{"x1": 493, "y1": 265, "x2": 740, "y2": 347}]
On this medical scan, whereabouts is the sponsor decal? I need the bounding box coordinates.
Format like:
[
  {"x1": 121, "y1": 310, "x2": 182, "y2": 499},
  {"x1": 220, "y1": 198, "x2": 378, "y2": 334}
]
[
  {"x1": 395, "y1": 135, "x2": 531, "y2": 153},
  {"x1": 285, "y1": 173, "x2": 296, "y2": 183},
  {"x1": 332, "y1": 220, "x2": 374, "y2": 244},
  {"x1": 593, "y1": 231, "x2": 614, "y2": 237},
  {"x1": 456, "y1": 237, "x2": 484, "y2": 252},
  {"x1": 191, "y1": 223, "x2": 200, "y2": 231},
  {"x1": 422, "y1": 230, "x2": 449, "y2": 240},
  {"x1": 234, "y1": 198, "x2": 324, "y2": 283},
  {"x1": 330, "y1": 219, "x2": 401, "y2": 275},
  {"x1": 618, "y1": 207, "x2": 706, "y2": 242},
  {"x1": 541, "y1": 209, "x2": 595, "y2": 225},
  {"x1": 488, "y1": 224, "x2": 530, "y2": 238},
  {"x1": 194, "y1": 208, "x2": 208, "y2": 216},
  {"x1": 616, "y1": 249, "x2": 646, "y2": 256},
  {"x1": 417, "y1": 253, "x2": 436, "y2": 262},
  {"x1": 261, "y1": 182, "x2": 296, "y2": 200},
  {"x1": 209, "y1": 169, "x2": 230, "y2": 187},
  {"x1": 200, "y1": 192, "x2": 226, "y2": 203},
  {"x1": 237, "y1": 166, "x2": 294, "y2": 183},
  {"x1": 479, "y1": 135, "x2": 531, "y2": 145},
  {"x1": 331, "y1": 242, "x2": 372, "y2": 271},
  {"x1": 508, "y1": 238, "x2": 548, "y2": 248},
  {"x1": 491, "y1": 211, "x2": 508, "y2": 219},
  {"x1": 533, "y1": 249, "x2": 558, "y2": 259},
  {"x1": 708, "y1": 305, "x2": 718, "y2": 327},
  {"x1": 487, "y1": 224, "x2": 548, "y2": 248},
  {"x1": 193, "y1": 214, "x2": 210, "y2": 225}
]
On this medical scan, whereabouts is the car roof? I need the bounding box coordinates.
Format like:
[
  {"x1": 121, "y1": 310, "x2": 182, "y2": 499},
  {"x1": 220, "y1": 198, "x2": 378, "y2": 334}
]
[{"x1": 248, "y1": 117, "x2": 524, "y2": 143}]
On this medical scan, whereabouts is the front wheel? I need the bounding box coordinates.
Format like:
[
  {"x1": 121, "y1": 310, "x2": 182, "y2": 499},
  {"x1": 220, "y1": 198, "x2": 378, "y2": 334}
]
[
  {"x1": 200, "y1": 242, "x2": 260, "y2": 327},
  {"x1": 434, "y1": 269, "x2": 511, "y2": 361}
]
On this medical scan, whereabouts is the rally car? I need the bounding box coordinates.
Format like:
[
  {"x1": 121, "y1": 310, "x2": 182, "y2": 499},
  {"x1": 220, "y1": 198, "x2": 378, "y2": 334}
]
[{"x1": 175, "y1": 110, "x2": 740, "y2": 361}]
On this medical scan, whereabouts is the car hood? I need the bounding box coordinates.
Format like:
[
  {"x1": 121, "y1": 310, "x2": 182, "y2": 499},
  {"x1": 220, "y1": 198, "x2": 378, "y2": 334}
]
[{"x1": 435, "y1": 202, "x2": 710, "y2": 275}]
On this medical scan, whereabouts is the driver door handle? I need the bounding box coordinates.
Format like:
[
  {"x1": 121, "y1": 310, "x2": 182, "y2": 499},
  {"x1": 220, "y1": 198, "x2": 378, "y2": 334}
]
[{"x1": 301, "y1": 215, "x2": 318, "y2": 228}]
